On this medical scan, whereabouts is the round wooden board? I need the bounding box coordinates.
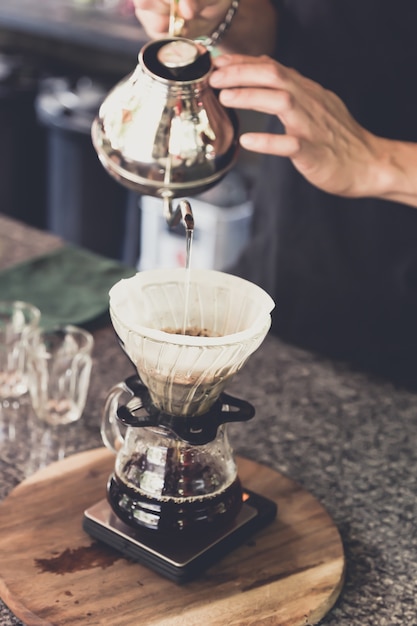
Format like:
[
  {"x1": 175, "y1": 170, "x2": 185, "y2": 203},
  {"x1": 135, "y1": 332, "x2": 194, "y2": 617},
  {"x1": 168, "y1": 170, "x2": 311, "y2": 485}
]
[{"x1": 0, "y1": 448, "x2": 345, "y2": 626}]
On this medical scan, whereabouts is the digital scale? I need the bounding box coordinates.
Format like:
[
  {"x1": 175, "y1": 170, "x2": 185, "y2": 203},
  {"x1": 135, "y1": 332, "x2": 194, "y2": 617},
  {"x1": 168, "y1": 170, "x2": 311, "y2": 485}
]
[{"x1": 83, "y1": 488, "x2": 277, "y2": 584}]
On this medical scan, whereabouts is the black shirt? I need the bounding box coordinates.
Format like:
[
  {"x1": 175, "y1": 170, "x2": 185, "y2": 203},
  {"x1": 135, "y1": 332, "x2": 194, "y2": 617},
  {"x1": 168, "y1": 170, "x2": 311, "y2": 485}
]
[{"x1": 235, "y1": 0, "x2": 417, "y2": 386}]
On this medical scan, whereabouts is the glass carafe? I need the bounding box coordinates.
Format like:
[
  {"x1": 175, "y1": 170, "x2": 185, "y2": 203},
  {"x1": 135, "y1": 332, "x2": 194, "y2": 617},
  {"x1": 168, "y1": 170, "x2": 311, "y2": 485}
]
[{"x1": 101, "y1": 378, "x2": 249, "y2": 534}]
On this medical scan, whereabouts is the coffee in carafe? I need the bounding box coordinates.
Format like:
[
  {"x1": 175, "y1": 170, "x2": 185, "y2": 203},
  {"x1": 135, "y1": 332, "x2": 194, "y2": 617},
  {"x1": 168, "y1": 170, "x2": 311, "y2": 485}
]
[{"x1": 107, "y1": 426, "x2": 243, "y2": 535}]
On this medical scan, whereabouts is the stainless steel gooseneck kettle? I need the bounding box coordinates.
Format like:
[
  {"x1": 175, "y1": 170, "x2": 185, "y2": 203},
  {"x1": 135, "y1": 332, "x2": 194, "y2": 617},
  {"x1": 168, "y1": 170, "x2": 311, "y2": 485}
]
[{"x1": 91, "y1": 36, "x2": 239, "y2": 224}]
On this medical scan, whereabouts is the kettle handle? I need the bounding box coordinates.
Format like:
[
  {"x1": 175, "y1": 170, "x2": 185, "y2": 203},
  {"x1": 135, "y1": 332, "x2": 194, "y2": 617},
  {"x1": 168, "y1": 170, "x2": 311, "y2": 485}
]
[{"x1": 101, "y1": 380, "x2": 136, "y2": 454}]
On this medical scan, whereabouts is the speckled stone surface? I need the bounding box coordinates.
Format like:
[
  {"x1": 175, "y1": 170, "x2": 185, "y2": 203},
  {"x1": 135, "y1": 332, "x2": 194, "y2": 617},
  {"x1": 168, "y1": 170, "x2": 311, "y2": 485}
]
[{"x1": 1, "y1": 216, "x2": 417, "y2": 625}]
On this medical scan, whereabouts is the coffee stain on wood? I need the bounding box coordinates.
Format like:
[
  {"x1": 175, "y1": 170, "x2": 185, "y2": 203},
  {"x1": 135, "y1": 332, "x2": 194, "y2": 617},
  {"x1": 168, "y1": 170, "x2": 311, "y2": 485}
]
[{"x1": 35, "y1": 542, "x2": 121, "y2": 575}]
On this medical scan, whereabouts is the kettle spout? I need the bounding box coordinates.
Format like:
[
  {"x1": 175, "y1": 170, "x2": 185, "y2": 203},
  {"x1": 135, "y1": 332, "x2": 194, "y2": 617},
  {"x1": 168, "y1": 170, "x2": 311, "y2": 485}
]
[{"x1": 164, "y1": 198, "x2": 194, "y2": 231}]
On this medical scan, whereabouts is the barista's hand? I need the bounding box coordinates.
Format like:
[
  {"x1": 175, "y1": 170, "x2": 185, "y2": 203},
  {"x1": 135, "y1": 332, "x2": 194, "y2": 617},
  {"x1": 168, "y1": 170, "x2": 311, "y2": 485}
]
[
  {"x1": 210, "y1": 54, "x2": 385, "y2": 199},
  {"x1": 132, "y1": 0, "x2": 232, "y2": 41}
]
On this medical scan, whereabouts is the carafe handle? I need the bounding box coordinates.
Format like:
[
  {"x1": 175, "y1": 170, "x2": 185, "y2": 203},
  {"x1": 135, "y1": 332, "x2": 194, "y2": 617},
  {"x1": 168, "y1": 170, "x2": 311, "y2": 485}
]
[{"x1": 101, "y1": 379, "x2": 138, "y2": 453}]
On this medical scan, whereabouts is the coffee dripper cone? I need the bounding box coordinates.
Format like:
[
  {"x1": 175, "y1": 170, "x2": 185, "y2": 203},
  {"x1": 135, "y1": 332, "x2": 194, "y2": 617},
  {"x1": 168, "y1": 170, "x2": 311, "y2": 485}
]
[{"x1": 109, "y1": 268, "x2": 275, "y2": 417}]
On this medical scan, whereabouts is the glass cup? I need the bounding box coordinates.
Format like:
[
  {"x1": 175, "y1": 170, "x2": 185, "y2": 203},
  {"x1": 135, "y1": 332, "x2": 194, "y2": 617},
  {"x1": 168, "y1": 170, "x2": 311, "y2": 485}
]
[
  {"x1": 0, "y1": 300, "x2": 41, "y2": 403},
  {"x1": 27, "y1": 325, "x2": 94, "y2": 426}
]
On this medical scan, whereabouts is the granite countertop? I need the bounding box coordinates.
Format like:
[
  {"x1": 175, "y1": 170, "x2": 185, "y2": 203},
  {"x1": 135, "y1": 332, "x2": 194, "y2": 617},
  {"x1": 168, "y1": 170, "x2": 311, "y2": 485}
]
[{"x1": 1, "y1": 215, "x2": 417, "y2": 625}]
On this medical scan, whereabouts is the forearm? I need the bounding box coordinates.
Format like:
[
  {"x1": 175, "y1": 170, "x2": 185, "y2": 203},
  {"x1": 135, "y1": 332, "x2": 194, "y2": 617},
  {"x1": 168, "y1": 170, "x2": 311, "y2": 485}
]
[
  {"x1": 364, "y1": 136, "x2": 417, "y2": 209},
  {"x1": 210, "y1": 52, "x2": 417, "y2": 210}
]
